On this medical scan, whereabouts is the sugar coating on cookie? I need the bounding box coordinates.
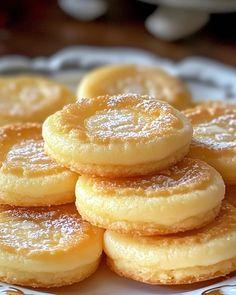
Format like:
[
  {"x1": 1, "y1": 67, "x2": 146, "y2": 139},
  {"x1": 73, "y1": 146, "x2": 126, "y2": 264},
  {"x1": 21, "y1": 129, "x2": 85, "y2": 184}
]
[
  {"x1": 43, "y1": 94, "x2": 192, "y2": 177},
  {"x1": 0, "y1": 75, "x2": 75, "y2": 125},
  {"x1": 104, "y1": 202, "x2": 236, "y2": 285},
  {"x1": 0, "y1": 204, "x2": 103, "y2": 288},
  {"x1": 77, "y1": 64, "x2": 192, "y2": 110},
  {"x1": 0, "y1": 123, "x2": 78, "y2": 206},
  {"x1": 184, "y1": 101, "x2": 236, "y2": 184},
  {"x1": 76, "y1": 158, "x2": 224, "y2": 235}
]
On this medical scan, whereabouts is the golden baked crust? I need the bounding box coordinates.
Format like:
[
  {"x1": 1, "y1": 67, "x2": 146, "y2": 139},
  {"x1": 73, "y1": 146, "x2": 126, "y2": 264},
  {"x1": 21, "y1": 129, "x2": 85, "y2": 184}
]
[
  {"x1": 76, "y1": 158, "x2": 225, "y2": 235},
  {"x1": 104, "y1": 202, "x2": 236, "y2": 285},
  {"x1": 43, "y1": 94, "x2": 192, "y2": 177},
  {"x1": 0, "y1": 204, "x2": 103, "y2": 288},
  {"x1": 0, "y1": 123, "x2": 78, "y2": 206},
  {"x1": 107, "y1": 257, "x2": 236, "y2": 285},
  {"x1": 184, "y1": 101, "x2": 236, "y2": 184},
  {"x1": 226, "y1": 185, "x2": 236, "y2": 207},
  {"x1": 0, "y1": 75, "x2": 75, "y2": 125},
  {"x1": 77, "y1": 64, "x2": 192, "y2": 110}
]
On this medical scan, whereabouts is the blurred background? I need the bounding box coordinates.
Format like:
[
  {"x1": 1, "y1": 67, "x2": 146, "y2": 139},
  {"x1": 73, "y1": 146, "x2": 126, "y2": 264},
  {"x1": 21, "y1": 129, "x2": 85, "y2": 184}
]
[{"x1": 0, "y1": 0, "x2": 236, "y2": 66}]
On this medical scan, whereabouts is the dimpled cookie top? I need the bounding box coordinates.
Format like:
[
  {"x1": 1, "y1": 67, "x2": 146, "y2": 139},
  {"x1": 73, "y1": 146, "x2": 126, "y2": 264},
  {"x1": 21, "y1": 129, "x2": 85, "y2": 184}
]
[
  {"x1": 0, "y1": 75, "x2": 74, "y2": 125},
  {"x1": 0, "y1": 204, "x2": 102, "y2": 258},
  {"x1": 184, "y1": 102, "x2": 236, "y2": 155},
  {"x1": 57, "y1": 94, "x2": 186, "y2": 144},
  {"x1": 81, "y1": 158, "x2": 213, "y2": 197},
  {"x1": 0, "y1": 124, "x2": 65, "y2": 177},
  {"x1": 77, "y1": 64, "x2": 192, "y2": 110}
]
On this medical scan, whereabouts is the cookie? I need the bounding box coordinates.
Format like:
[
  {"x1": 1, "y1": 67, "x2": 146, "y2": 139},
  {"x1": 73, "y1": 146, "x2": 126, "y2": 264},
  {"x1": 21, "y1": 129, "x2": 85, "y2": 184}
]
[
  {"x1": 104, "y1": 202, "x2": 236, "y2": 285},
  {"x1": 43, "y1": 94, "x2": 192, "y2": 177},
  {"x1": 77, "y1": 64, "x2": 192, "y2": 110},
  {"x1": 0, "y1": 123, "x2": 77, "y2": 206}
]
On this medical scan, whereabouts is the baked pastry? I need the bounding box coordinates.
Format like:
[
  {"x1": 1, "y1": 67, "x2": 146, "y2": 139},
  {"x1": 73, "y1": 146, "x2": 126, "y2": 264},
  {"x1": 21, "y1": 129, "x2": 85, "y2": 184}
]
[
  {"x1": 104, "y1": 202, "x2": 236, "y2": 285},
  {"x1": 226, "y1": 186, "x2": 236, "y2": 207},
  {"x1": 77, "y1": 64, "x2": 192, "y2": 110},
  {"x1": 0, "y1": 75, "x2": 75, "y2": 126},
  {"x1": 0, "y1": 204, "x2": 103, "y2": 288},
  {"x1": 43, "y1": 94, "x2": 192, "y2": 178},
  {"x1": 0, "y1": 123, "x2": 78, "y2": 206},
  {"x1": 184, "y1": 101, "x2": 236, "y2": 184},
  {"x1": 76, "y1": 158, "x2": 224, "y2": 235}
]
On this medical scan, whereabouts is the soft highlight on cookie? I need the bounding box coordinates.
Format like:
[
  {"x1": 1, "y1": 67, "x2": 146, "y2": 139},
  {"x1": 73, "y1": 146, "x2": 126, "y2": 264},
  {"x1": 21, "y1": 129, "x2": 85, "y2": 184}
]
[
  {"x1": 184, "y1": 101, "x2": 236, "y2": 184},
  {"x1": 43, "y1": 94, "x2": 192, "y2": 177},
  {"x1": 0, "y1": 123, "x2": 78, "y2": 206},
  {"x1": 104, "y1": 202, "x2": 236, "y2": 285},
  {"x1": 0, "y1": 204, "x2": 103, "y2": 288},
  {"x1": 77, "y1": 64, "x2": 192, "y2": 110},
  {"x1": 76, "y1": 158, "x2": 224, "y2": 235},
  {"x1": 0, "y1": 75, "x2": 75, "y2": 126}
]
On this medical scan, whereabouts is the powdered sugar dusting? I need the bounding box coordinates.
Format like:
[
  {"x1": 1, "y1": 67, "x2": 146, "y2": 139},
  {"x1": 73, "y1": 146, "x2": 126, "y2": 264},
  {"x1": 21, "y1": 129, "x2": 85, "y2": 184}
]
[
  {"x1": 0, "y1": 205, "x2": 88, "y2": 253},
  {"x1": 1, "y1": 129, "x2": 65, "y2": 176},
  {"x1": 84, "y1": 94, "x2": 182, "y2": 142},
  {"x1": 91, "y1": 158, "x2": 210, "y2": 195},
  {"x1": 186, "y1": 103, "x2": 236, "y2": 151},
  {"x1": 0, "y1": 76, "x2": 65, "y2": 118}
]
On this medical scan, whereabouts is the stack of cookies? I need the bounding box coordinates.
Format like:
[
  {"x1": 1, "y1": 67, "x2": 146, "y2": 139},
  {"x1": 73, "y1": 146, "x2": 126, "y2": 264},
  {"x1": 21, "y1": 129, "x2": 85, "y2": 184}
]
[
  {"x1": 42, "y1": 93, "x2": 236, "y2": 285},
  {"x1": 0, "y1": 76, "x2": 103, "y2": 288},
  {"x1": 0, "y1": 68, "x2": 236, "y2": 290}
]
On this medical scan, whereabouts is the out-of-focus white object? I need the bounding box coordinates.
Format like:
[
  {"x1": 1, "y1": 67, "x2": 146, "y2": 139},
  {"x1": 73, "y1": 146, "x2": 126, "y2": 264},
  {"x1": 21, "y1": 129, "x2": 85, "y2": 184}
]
[
  {"x1": 146, "y1": 7, "x2": 209, "y2": 41},
  {"x1": 58, "y1": 0, "x2": 108, "y2": 21},
  {"x1": 139, "y1": 0, "x2": 236, "y2": 40}
]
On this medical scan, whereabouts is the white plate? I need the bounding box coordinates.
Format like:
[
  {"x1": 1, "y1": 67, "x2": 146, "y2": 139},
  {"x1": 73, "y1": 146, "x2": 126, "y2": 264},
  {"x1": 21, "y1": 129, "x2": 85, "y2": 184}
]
[{"x1": 0, "y1": 46, "x2": 235, "y2": 295}]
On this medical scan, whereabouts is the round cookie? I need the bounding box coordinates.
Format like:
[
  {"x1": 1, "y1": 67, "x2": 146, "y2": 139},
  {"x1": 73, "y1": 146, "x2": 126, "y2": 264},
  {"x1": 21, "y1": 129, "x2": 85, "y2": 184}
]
[
  {"x1": 104, "y1": 202, "x2": 236, "y2": 285},
  {"x1": 226, "y1": 186, "x2": 236, "y2": 208},
  {"x1": 184, "y1": 101, "x2": 236, "y2": 184},
  {"x1": 76, "y1": 158, "x2": 225, "y2": 235},
  {"x1": 43, "y1": 94, "x2": 193, "y2": 178},
  {"x1": 77, "y1": 64, "x2": 192, "y2": 110},
  {"x1": 0, "y1": 75, "x2": 75, "y2": 126},
  {"x1": 0, "y1": 204, "x2": 103, "y2": 288},
  {"x1": 0, "y1": 123, "x2": 78, "y2": 206}
]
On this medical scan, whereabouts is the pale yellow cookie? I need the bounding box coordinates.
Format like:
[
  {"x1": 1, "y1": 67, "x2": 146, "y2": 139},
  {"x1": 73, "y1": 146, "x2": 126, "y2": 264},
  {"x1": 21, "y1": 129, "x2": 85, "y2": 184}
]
[
  {"x1": 76, "y1": 158, "x2": 224, "y2": 235},
  {"x1": 0, "y1": 123, "x2": 78, "y2": 206},
  {"x1": 77, "y1": 64, "x2": 192, "y2": 110},
  {"x1": 0, "y1": 75, "x2": 75, "y2": 125},
  {"x1": 104, "y1": 202, "x2": 236, "y2": 285},
  {"x1": 184, "y1": 101, "x2": 236, "y2": 184},
  {"x1": 43, "y1": 94, "x2": 192, "y2": 178},
  {"x1": 0, "y1": 204, "x2": 103, "y2": 288}
]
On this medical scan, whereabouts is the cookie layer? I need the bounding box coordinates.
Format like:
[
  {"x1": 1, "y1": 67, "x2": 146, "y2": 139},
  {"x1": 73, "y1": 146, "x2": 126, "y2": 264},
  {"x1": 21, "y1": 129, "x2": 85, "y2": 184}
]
[
  {"x1": 76, "y1": 158, "x2": 224, "y2": 235},
  {"x1": 104, "y1": 202, "x2": 236, "y2": 284},
  {"x1": 0, "y1": 123, "x2": 78, "y2": 206},
  {"x1": 0, "y1": 204, "x2": 103, "y2": 288}
]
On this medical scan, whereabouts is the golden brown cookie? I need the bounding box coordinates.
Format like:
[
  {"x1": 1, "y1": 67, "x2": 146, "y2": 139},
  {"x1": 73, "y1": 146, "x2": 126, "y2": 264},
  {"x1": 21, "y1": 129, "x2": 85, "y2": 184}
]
[
  {"x1": 184, "y1": 101, "x2": 236, "y2": 184},
  {"x1": 104, "y1": 202, "x2": 236, "y2": 285},
  {"x1": 76, "y1": 158, "x2": 224, "y2": 235},
  {"x1": 0, "y1": 204, "x2": 103, "y2": 288},
  {"x1": 0, "y1": 123, "x2": 78, "y2": 206},
  {"x1": 0, "y1": 75, "x2": 75, "y2": 126},
  {"x1": 43, "y1": 94, "x2": 192, "y2": 178},
  {"x1": 77, "y1": 64, "x2": 192, "y2": 110}
]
